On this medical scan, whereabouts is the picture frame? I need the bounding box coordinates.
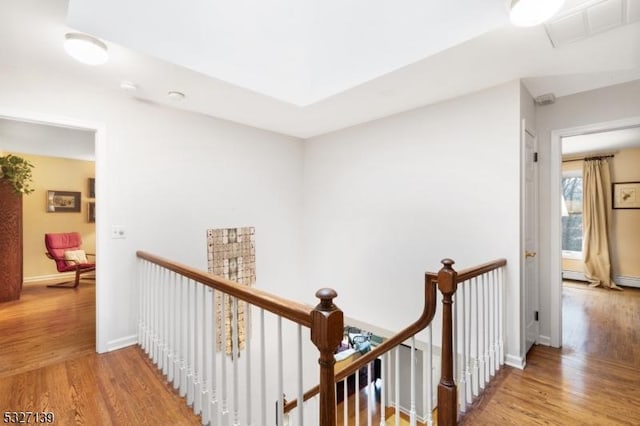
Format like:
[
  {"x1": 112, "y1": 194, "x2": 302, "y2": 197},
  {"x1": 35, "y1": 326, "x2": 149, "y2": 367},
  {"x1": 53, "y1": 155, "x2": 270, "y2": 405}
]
[
  {"x1": 47, "y1": 190, "x2": 81, "y2": 212},
  {"x1": 88, "y1": 178, "x2": 95, "y2": 198},
  {"x1": 612, "y1": 182, "x2": 640, "y2": 209},
  {"x1": 88, "y1": 202, "x2": 96, "y2": 223}
]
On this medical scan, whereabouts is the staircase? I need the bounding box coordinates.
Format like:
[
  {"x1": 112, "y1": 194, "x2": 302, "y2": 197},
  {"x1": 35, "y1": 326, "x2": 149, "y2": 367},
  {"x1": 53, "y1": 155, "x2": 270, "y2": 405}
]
[{"x1": 137, "y1": 251, "x2": 506, "y2": 425}]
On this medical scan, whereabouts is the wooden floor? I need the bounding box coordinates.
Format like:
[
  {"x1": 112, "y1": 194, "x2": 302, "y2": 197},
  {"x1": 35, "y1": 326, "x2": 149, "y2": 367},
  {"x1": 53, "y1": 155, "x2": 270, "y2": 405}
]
[
  {"x1": 460, "y1": 281, "x2": 640, "y2": 425},
  {"x1": 0, "y1": 281, "x2": 201, "y2": 425},
  {"x1": 2, "y1": 280, "x2": 639, "y2": 425}
]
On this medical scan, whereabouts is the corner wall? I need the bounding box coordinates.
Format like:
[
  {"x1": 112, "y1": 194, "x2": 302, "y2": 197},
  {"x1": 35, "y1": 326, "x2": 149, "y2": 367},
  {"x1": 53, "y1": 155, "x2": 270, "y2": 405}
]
[{"x1": 303, "y1": 81, "x2": 523, "y2": 363}]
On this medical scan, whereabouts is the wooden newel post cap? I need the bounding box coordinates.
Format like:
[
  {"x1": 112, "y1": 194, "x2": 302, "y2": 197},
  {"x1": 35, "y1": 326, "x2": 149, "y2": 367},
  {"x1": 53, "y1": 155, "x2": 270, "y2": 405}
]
[
  {"x1": 441, "y1": 258, "x2": 455, "y2": 269},
  {"x1": 438, "y1": 258, "x2": 457, "y2": 294},
  {"x1": 315, "y1": 288, "x2": 338, "y2": 311}
]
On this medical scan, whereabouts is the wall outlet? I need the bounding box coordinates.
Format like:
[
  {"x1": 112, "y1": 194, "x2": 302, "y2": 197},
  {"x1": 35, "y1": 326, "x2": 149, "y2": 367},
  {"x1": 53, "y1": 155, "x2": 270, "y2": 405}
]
[{"x1": 111, "y1": 225, "x2": 126, "y2": 239}]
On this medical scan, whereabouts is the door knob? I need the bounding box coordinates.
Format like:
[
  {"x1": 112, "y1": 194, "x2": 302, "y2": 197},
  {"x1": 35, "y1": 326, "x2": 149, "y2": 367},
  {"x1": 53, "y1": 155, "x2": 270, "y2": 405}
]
[{"x1": 525, "y1": 251, "x2": 537, "y2": 258}]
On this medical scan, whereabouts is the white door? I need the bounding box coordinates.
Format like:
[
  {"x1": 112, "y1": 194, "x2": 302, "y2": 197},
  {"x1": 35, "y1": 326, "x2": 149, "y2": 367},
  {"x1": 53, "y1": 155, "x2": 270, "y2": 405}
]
[{"x1": 523, "y1": 124, "x2": 539, "y2": 353}]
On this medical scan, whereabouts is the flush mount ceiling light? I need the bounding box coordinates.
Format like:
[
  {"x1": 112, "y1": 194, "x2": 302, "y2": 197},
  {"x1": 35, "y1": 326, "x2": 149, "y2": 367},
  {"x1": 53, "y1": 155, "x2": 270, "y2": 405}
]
[
  {"x1": 509, "y1": 0, "x2": 565, "y2": 27},
  {"x1": 64, "y1": 33, "x2": 108, "y2": 65}
]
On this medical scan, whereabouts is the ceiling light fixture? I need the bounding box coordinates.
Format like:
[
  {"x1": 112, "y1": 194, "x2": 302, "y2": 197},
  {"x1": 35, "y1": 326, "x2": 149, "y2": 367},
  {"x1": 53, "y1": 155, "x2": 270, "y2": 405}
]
[
  {"x1": 64, "y1": 33, "x2": 109, "y2": 65},
  {"x1": 509, "y1": 0, "x2": 565, "y2": 27}
]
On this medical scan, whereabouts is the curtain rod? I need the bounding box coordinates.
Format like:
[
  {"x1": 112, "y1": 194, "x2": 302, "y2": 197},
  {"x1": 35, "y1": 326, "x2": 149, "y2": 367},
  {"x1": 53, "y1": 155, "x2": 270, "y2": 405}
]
[{"x1": 562, "y1": 154, "x2": 614, "y2": 163}]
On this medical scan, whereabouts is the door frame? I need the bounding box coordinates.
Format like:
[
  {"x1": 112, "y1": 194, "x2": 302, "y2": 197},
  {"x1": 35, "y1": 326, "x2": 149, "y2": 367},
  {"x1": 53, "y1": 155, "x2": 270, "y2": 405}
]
[
  {"x1": 0, "y1": 107, "x2": 109, "y2": 353},
  {"x1": 522, "y1": 122, "x2": 539, "y2": 355},
  {"x1": 549, "y1": 115, "x2": 640, "y2": 348}
]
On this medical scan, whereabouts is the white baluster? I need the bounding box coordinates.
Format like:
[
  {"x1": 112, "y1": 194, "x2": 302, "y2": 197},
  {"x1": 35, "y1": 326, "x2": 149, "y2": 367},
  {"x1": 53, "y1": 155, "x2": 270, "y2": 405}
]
[
  {"x1": 459, "y1": 284, "x2": 467, "y2": 414},
  {"x1": 367, "y1": 361, "x2": 373, "y2": 426},
  {"x1": 137, "y1": 259, "x2": 144, "y2": 349},
  {"x1": 151, "y1": 265, "x2": 158, "y2": 364},
  {"x1": 489, "y1": 272, "x2": 495, "y2": 378},
  {"x1": 187, "y1": 280, "x2": 195, "y2": 407},
  {"x1": 297, "y1": 324, "x2": 304, "y2": 426},
  {"x1": 157, "y1": 268, "x2": 165, "y2": 371},
  {"x1": 277, "y1": 316, "x2": 283, "y2": 426},
  {"x1": 231, "y1": 297, "x2": 240, "y2": 426},
  {"x1": 493, "y1": 269, "x2": 500, "y2": 372},
  {"x1": 483, "y1": 273, "x2": 490, "y2": 385},
  {"x1": 395, "y1": 346, "x2": 400, "y2": 426},
  {"x1": 193, "y1": 283, "x2": 203, "y2": 416},
  {"x1": 201, "y1": 287, "x2": 212, "y2": 425},
  {"x1": 162, "y1": 270, "x2": 170, "y2": 376},
  {"x1": 343, "y1": 379, "x2": 348, "y2": 426},
  {"x1": 465, "y1": 280, "x2": 473, "y2": 406},
  {"x1": 479, "y1": 274, "x2": 486, "y2": 389},
  {"x1": 380, "y1": 353, "x2": 386, "y2": 426},
  {"x1": 498, "y1": 267, "x2": 504, "y2": 365},
  {"x1": 167, "y1": 272, "x2": 175, "y2": 384},
  {"x1": 221, "y1": 294, "x2": 229, "y2": 426},
  {"x1": 210, "y1": 288, "x2": 219, "y2": 425},
  {"x1": 425, "y1": 325, "x2": 434, "y2": 426},
  {"x1": 473, "y1": 276, "x2": 480, "y2": 396},
  {"x1": 180, "y1": 276, "x2": 188, "y2": 397},
  {"x1": 260, "y1": 309, "x2": 266, "y2": 423},
  {"x1": 355, "y1": 367, "x2": 360, "y2": 426},
  {"x1": 246, "y1": 303, "x2": 253, "y2": 426},
  {"x1": 410, "y1": 336, "x2": 416, "y2": 426}
]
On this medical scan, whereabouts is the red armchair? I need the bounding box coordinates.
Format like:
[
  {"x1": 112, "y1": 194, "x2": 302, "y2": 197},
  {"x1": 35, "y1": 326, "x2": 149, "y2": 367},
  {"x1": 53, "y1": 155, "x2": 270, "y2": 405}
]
[{"x1": 44, "y1": 232, "x2": 95, "y2": 288}]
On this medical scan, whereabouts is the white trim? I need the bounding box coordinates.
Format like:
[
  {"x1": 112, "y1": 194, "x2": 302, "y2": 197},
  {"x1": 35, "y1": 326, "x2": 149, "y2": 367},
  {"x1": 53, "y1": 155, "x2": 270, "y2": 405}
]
[
  {"x1": 23, "y1": 272, "x2": 76, "y2": 284},
  {"x1": 615, "y1": 276, "x2": 640, "y2": 288},
  {"x1": 505, "y1": 354, "x2": 526, "y2": 370},
  {"x1": 562, "y1": 270, "x2": 587, "y2": 281},
  {"x1": 549, "y1": 115, "x2": 640, "y2": 349},
  {"x1": 107, "y1": 334, "x2": 138, "y2": 351},
  {"x1": 538, "y1": 335, "x2": 551, "y2": 346},
  {"x1": 0, "y1": 107, "x2": 108, "y2": 354}
]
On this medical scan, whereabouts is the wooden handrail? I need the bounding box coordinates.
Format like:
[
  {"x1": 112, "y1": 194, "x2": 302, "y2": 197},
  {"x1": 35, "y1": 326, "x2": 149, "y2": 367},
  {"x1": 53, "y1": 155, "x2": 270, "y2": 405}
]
[
  {"x1": 456, "y1": 258, "x2": 507, "y2": 282},
  {"x1": 136, "y1": 250, "x2": 314, "y2": 327},
  {"x1": 284, "y1": 271, "x2": 439, "y2": 413}
]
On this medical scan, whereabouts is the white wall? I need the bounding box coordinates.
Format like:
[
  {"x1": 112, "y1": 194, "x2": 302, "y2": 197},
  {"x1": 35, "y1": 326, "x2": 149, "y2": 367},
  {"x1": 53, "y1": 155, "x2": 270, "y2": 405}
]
[
  {"x1": 536, "y1": 80, "x2": 640, "y2": 344},
  {"x1": 0, "y1": 68, "x2": 304, "y2": 352},
  {"x1": 302, "y1": 81, "x2": 524, "y2": 363}
]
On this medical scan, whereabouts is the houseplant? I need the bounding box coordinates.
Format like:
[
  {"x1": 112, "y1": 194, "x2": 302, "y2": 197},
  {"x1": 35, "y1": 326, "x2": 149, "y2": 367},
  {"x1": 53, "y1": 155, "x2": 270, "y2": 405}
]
[
  {"x1": 0, "y1": 154, "x2": 35, "y2": 194},
  {"x1": 0, "y1": 154, "x2": 34, "y2": 302}
]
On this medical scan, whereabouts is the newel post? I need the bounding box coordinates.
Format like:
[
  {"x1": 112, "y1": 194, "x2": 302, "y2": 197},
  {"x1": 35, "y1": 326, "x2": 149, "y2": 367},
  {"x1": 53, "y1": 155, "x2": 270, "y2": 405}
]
[
  {"x1": 311, "y1": 288, "x2": 343, "y2": 426},
  {"x1": 437, "y1": 258, "x2": 458, "y2": 426}
]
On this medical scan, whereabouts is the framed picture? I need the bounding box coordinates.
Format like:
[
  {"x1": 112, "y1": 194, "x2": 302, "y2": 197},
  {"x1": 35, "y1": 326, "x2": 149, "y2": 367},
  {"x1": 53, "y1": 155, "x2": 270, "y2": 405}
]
[
  {"x1": 47, "y1": 190, "x2": 81, "y2": 212},
  {"x1": 88, "y1": 202, "x2": 96, "y2": 222},
  {"x1": 88, "y1": 178, "x2": 95, "y2": 198},
  {"x1": 613, "y1": 182, "x2": 640, "y2": 209}
]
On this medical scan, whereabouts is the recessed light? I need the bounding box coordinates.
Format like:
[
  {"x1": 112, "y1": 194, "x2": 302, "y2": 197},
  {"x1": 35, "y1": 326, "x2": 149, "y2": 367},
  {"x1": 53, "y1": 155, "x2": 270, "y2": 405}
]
[
  {"x1": 120, "y1": 81, "x2": 137, "y2": 91},
  {"x1": 167, "y1": 91, "x2": 186, "y2": 101},
  {"x1": 64, "y1": 33, "x2": 109, "y2": 65}
]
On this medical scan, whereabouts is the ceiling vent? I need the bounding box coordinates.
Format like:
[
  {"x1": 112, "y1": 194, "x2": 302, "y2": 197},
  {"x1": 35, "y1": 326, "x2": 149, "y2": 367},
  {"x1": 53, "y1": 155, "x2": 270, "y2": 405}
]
[{"x1": 545, "y1": 0, "x2": 640, "y2": 47}]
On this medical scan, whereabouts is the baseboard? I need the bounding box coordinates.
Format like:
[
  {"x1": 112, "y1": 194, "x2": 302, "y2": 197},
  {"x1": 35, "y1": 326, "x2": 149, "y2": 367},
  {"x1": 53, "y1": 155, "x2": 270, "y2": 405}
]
[
  {"x1": 23, "y1": 272, "x2": 76, "y2": 285},
  {"x1": 562, "y1": 271, "x2": 639, "y2": 288},
  {"x1": 538, "y1": 335, "x2": 551, "y2": 346},
  {"x1": 562, "y1": 270, "x2": 586, "y2": 281},
  {"x1": 505, "y1": 354, "x2": 526, "y2": 370},
  {"x1": 615, "y1": 275, "x2": 640, "y2": 288},
  {"x1": 107, "y1": 335, "x2": 138, "y2": 351}
]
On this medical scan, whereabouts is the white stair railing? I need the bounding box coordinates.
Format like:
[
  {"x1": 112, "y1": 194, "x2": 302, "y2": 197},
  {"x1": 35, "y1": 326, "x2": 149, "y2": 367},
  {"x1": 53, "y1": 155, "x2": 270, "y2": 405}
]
[{"x1": 138, "y1": 251, "x2": 506, "y2": 426}]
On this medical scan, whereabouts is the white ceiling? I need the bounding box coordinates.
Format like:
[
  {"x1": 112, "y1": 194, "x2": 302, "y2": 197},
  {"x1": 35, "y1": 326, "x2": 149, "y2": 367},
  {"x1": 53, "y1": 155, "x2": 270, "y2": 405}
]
[
  {"x1": 562, "y1": 126, "x2": 640, "y2": 155},
  {"x1": 1, "y1": 0, "x2": 640, "y2": 138}
]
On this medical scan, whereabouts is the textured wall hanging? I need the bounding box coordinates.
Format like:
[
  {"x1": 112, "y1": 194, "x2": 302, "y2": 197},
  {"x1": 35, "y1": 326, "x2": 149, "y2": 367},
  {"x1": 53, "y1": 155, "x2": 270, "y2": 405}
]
[{"x1": 207, "y1": 227, "x2": 255, "y2": 357}]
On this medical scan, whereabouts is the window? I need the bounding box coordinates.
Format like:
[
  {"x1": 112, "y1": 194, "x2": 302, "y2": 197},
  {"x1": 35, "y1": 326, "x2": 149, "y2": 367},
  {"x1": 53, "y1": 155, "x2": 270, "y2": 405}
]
[{"x1": 561, "y1": 171, "x2": 583, "y2": 259}]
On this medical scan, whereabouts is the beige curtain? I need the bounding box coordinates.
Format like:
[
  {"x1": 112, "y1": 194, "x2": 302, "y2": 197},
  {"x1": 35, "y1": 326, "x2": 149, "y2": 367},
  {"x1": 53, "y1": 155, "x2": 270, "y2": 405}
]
[{"x1": 582, "y1": 159, "x2": 620, "y2": 289}]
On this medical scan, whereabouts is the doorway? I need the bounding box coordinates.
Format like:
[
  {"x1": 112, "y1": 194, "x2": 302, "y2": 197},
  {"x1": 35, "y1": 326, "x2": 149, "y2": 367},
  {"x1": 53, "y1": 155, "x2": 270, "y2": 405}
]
[
  {"x1": 549, "y1": 116, "x2": 640, "y2": 348},
  {"x1": 0, "y1": 109, "x2": 107, "y2": 353}
]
